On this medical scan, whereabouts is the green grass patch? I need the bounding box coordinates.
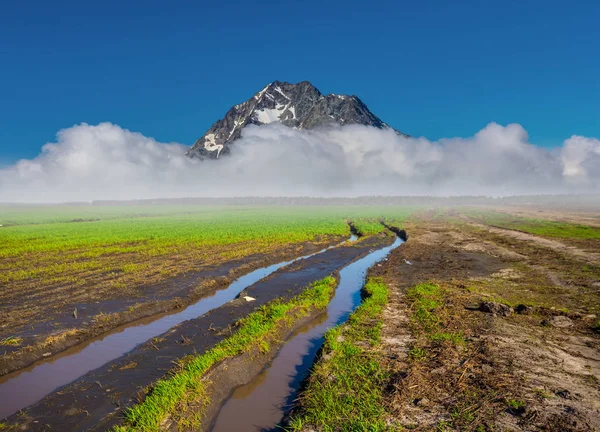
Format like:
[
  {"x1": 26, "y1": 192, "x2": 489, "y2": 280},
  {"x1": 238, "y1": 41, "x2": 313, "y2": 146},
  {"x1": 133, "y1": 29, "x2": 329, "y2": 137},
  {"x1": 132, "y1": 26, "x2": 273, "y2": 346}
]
[
  {"x1": 408, "y1": 346, "x2": 428, "y2": 361},
  {"x1": 429, "y1": 331, "x2": 465, "y2": 345},
  {"x1": 113, "y1": 276, "x2": 337, "y2": 431},
  {"x1": 406, "y1": 282, "x2": 443, "y2": 331},
  {"x1": 288, "y1": 278, "x2": 394, "y2": 432},
  {"x1": 506, "y1": 398, "x2": 526, "y2": 411},
  {"x1": 351, "y1": 219, "x2": 386, "y2": 236},
  {"x1": 462, "y1": 209, "x2": 600, "y2": 240}
]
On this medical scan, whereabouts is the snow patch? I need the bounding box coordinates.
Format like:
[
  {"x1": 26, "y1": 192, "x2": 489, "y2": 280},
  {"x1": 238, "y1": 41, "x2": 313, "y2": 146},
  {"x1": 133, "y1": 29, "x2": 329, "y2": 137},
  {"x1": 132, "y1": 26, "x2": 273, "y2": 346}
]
[
  {"x1": 274, "y1": 86, "x2": 290, "y2": 100},
  {"x1": 203, "y1": 133, "x2": 224, "y2": 158},
  {"x1": 254, "y1": 103, "x2": 287, "y2": 124},
  {"x1": 254, "y1": 108, "x2": 282, "y2": 124},
  {"x1": 228, "y1": 118, "x2": 243, "y2": 140},
  {"x1": 288, "y1": 106, "x2": 296, "y2": 119}
]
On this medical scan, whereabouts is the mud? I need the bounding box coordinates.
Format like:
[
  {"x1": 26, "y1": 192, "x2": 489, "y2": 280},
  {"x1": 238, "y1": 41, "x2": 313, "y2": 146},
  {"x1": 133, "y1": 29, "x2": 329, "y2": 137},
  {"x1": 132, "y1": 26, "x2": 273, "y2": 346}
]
[
  {"x1": 368, "y1": 218, "x2": 600, "y2": 431},
  {"x1": 3, "y1": 234, "x2": 392, "y2": 430},
  {"x1": 0, "y1": 238, "x2": 340, "y2": 377}
]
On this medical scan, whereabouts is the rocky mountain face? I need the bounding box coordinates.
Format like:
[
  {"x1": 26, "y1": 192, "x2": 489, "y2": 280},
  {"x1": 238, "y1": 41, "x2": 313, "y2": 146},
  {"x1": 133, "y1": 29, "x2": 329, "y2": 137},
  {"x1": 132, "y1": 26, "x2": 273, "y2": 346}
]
[{"x1": 186, "y1": 80, "x2": 407, "y2": 159}]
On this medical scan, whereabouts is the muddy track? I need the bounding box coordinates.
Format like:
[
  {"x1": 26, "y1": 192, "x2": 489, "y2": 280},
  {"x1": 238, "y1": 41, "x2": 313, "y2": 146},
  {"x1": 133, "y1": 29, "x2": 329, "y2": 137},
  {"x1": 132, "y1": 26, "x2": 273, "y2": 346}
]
[
  {"x1": 3, "y1": 234, "x2": 393, "y2": 431},
  {"x1": 471, "y1": 222, "x2": 600, "y2": 265},
  {"x1": 380, "y1": 221, "x2": 408, "y2": 241},
  {"x1": 195, "y1": 304, "x2": 331, "y2": 432},
  {"x1": 0, "y1": 239, "x2": 341, "y2": 377},
  {"x1": 210, "y1": 236, "x2": 403, "y2": 431},
  {"x1": 367, "y1": 222, "x2": 600, "y2": 431}
]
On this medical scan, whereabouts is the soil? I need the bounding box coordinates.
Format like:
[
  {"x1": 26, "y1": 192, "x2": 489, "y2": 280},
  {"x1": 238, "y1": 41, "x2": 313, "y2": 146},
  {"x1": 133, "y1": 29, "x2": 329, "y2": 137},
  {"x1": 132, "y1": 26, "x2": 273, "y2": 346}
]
[{"x1": 3, "y1": 234, "x2": 393, "y2": 431}]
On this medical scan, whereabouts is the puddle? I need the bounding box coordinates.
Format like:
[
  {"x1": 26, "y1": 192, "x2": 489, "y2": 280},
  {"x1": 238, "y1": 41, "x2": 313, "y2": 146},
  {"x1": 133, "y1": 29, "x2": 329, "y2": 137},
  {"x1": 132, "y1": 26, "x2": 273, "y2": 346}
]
[
  {"x1": 0, "y1": 236, "x2": 356, "y2": 420},
  {"x1": 211, "y1": 236, "x2": 403, "y2": 431}
]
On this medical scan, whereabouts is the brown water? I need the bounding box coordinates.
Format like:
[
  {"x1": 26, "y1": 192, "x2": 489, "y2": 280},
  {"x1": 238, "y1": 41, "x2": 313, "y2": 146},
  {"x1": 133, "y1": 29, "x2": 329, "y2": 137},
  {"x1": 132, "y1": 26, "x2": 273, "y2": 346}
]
[
  {"x1": 211, "y1": 236, "x2": 403, "y2": 432},
  {"x1": 0, "y1": 237, "x2": 354, "y2": 420}
]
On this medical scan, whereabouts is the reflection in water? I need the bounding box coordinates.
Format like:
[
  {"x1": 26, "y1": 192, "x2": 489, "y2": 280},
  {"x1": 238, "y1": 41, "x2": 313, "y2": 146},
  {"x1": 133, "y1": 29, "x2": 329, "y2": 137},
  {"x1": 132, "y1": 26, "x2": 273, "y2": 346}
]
[
  {"x1": 211, "y1": 237, "x2": 403, "y2": 432},
  {"x1": 232, "y1": 312, "x2": 328, "y2": 400},
  {"x1": 0, "y1": 237, "x2": 353, "y2": 420}
]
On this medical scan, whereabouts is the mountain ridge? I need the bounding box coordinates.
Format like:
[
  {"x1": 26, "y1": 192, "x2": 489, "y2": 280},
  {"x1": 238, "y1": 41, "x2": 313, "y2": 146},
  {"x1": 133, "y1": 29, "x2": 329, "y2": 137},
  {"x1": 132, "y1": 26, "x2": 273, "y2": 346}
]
[{"x1": 186, "y1": 80, "x2": 407, "y2": 159}]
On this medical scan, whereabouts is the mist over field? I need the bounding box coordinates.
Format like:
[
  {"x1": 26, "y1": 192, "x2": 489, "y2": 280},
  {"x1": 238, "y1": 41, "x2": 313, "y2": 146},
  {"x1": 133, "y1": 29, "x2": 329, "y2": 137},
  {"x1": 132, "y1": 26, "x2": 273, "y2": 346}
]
[{"x1": 1, "y1": 121, "x2": 599, "y2": 203}]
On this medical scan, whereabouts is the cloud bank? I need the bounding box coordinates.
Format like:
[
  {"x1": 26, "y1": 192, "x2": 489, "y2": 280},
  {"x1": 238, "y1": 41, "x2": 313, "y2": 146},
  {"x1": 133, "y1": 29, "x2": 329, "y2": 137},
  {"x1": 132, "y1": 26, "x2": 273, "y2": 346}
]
[{"x1": 1, "y1": 122, "x2": 599, "y2": 203}]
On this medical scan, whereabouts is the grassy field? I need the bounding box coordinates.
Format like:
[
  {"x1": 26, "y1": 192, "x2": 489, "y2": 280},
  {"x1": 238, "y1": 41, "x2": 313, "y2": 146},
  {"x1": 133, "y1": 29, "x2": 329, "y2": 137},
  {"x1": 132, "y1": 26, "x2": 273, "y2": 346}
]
[
  {"x1": 0, "y1": 205, "x2": 412, "y2": 287},
  {"x1": 0, "y1": 205, "x2": 412, "y2": 345}
]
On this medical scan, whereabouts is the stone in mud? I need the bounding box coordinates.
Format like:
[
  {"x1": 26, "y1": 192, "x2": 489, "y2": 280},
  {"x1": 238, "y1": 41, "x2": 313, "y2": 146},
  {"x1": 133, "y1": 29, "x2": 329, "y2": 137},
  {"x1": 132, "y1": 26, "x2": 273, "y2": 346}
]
[
  {"x1": 545, "y1": 315, "x2": 574, "y2": 328},
  {"x1": 515, "y1": 304, "x2": 534, "y2": 315},
  {"x1": 481, "y1": 364, "x2": 494, "y2": 374},
  {"x1": 64, "y1": 407, "x2": 82, "y2": 416},
  {"x1": 479, "y1": 301, "x2": 513, "y2": 317},
  {"x1": 414, "y1": 397, "x2": 430, "y2": 407}
]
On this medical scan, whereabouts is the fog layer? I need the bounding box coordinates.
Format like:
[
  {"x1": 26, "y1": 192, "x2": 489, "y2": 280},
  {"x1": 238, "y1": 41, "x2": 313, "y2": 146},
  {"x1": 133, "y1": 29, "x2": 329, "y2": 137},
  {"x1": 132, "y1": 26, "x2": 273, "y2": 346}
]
[{"x1": 1, "y1": 122, "x2": 599, "y2": 203}]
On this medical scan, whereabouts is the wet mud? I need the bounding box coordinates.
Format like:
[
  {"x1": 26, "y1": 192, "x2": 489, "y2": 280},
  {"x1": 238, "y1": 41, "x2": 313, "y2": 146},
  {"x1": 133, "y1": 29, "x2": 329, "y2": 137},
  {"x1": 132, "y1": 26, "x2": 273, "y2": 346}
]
[{"x1": 209, "y1": 236, "x2": 404, "y2": 432}]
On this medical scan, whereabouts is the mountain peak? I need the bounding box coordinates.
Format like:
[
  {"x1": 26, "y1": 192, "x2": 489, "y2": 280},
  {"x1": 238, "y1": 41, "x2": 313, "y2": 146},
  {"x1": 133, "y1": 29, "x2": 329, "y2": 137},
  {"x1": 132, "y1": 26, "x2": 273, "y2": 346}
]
[{"x1": 187, "y1": 81, "x2": 406, "y2": 159}]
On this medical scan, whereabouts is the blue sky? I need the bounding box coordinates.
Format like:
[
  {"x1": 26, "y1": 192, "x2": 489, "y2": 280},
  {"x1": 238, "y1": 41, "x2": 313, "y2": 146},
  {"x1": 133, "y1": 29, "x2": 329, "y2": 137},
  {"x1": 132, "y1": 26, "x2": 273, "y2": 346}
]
[{"x1": 1, "y1": 0, "x2": 599, "y2": 164}]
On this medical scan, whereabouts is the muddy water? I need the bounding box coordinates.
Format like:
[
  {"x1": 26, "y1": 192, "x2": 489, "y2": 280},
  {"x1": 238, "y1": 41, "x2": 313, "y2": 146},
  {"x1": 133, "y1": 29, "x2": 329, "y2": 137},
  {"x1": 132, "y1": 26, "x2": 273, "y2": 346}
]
[
  {"x1": 0, "y1": 236, "x2": 356, "y2": 420},
  {"x1": 211, "y1": 236, "x2": 403, "y2": 432}
]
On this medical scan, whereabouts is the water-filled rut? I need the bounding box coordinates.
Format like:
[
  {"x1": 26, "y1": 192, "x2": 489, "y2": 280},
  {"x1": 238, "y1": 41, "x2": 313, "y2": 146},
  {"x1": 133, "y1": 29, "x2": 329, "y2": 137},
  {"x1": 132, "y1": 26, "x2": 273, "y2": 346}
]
[
  {"x1": 4, "y1": 234, "x2": 396, "y2": 431},
  {"x1": 211, "y1": 236, "x2": 404, "y2": 431},
  {"x1": 0, "y1": 236, "x2": 354, "y2": 420}
]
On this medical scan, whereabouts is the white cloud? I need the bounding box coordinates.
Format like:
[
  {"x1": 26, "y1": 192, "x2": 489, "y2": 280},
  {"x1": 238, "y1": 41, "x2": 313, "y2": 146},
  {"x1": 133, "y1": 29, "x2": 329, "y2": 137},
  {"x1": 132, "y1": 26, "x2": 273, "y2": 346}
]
[
  {"x1": 560, "y1": 135, "x2": 600, "y2": 182},
  {"x1": 0, "y1": 121, "x2": 599, "y2": 203}
]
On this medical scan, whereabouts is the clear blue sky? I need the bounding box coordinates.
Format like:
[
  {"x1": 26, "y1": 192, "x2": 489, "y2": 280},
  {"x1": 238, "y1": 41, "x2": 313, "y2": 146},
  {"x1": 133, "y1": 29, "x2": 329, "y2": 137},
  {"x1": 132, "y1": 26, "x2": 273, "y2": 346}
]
[{"x1": 1, "y1": 0, "x2": 599, "y2": 164}]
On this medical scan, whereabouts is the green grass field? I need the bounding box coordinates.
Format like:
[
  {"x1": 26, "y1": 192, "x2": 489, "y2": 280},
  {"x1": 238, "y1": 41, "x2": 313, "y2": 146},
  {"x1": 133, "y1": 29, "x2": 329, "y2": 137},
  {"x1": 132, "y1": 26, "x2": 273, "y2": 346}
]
[{"x1": 0, "y1": 205, "x2": 413, "y2": 338}]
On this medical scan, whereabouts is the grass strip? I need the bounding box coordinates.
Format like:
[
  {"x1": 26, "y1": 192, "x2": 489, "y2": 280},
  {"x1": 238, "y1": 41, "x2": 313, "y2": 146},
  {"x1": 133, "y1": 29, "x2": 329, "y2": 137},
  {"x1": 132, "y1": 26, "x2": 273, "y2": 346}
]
[
  {"x1": 288, "y1": 277, "x2": 393, "y2": 432},
  {"x1": 114, "y1": 276, "x2": 337, "y2": 431}
]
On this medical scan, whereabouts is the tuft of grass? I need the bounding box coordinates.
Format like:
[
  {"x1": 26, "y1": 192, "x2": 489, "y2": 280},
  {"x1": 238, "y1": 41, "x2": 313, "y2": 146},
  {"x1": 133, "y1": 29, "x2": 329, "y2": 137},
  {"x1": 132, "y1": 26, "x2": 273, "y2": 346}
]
[
  {"x1": 288, "y1": 278, "x2": 393, "y2": 432},
  {"x1": 429, "y1": 331, "x2": 465, "y2": 346},
  {"x1": 533, "y1": 388, "x2": 552, "y2": 400},
  {"x1": 0, "y1": 336, "x2": 23, "y2": 346},
  {"x1": 450, "y1": 406, "x2": 476, "y2": 423},
  {"x1": 409, "y1": 346, "x2": 428, "y2": 360},
  {"x1": 593, "y1": 320, "x2": 600, "y2": 334},
  {"x1": 506, "y1": 398, "x2": 526, "y2": 412},
  {"x1": 113, "y1": 276, "x2": 337, "y2": 431}
]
